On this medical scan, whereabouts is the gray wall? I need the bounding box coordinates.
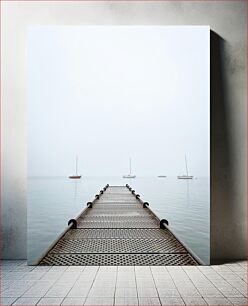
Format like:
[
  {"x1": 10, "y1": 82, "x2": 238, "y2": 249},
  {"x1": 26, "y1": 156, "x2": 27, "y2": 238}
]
[{"x1": 2, "y1": 1, "x2": 246, "y2": 262}]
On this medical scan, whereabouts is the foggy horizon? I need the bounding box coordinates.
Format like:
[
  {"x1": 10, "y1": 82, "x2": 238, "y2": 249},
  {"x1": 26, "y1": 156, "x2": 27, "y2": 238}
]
[
  {"x1": 27, "y1": 156, "x2": 209, "y2": 178},
  {"x1": 28, "y1": 26, "x2": 209, "y2": 177}
]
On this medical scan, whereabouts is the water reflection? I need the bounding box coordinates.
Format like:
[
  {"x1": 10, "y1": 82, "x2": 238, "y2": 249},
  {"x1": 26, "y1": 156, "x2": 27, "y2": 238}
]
[
  {"x1": 73, "y1": 179, "x2": 79, "y2": 200},
  {"x1": 186, "y1": 180, "x2": 191, "y2": 207}
]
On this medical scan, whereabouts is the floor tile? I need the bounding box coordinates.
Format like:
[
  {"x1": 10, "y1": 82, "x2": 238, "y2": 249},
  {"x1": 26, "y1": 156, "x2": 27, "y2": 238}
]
[
  {"x1": 115, "y1": 287, "x2": 138, "y2": 298},
  {"x1": 118, "y1": 266, "x2": 135, "y2": 272},
  {"x1": 66, "y1": 266, "x2": 85, "y2": 272},
  {"x1": 228, "y1": 297, "x2": 248, "y2": 305},
  {"x1": 83, "y1": 266, "x2": 99, "y2": 274},
  {"x1": 153, "y1": 280, "x2": 175, "y2": 288},
  {"x1": 0, "y1": 297, "x2": 18, "y2": 305},
  {"x1": 85, "y1": 297, "x2": 114, "y2": 305},
  {"x1": 157, "y1": 288, "x2": 180, "y2": 297},
  {"x1": 182, "y1": 297, "x2": 207, "y2": 305},
  {"x1": 92, "y1": 282, "x2": 116, "y2": 288},
  {"x1": 135, "y1": 267, "x2": 151, "y2": 273},
  {"x1": 138, "y1": 297, "x2": 161, "y2": 305},
  {"x1": 217, "y1": 286, "x2": 245, "y2": 297},
  {"x1": 197, "y1": 287, "x2": 224, "y2": 297},
  {"x1": 45, "y1": 284, "x2": 73, "y2": 297},
  {"x1": 67, "y1": 285, "x2": 91, "y2": 298},
  {"x1": 1, "y1": 260, "x2": 246, "y2": 306},
  {"x1": 61, "y1": 297, "x2": 86, "y2": 305},
  {"x1": 176, "y1": 287, "x2": 201, "y2": 297},
  {"x1": 88, "y1": 287, "x2": 115, "y2": 298},
  {"x1": 2, "y1": 288, "x2": 31, "y2": 298},
  {"x1": 22, "y1": 272, "x2": 46, "y2": 281},
  {"x1": 204, "y1": 297, "x2": 233, "y2": 305},
  {"x1": 12, "y1": 297, "x2": 41, "y2": 305},
  {"x1": 22, "y1": 281, "x2": 54, "y2": 297},
  {"x1": 37, "y1": 297, "x2": 64, "y2": 305},
  {"x1": 12, "y1": 265, "x2": 35, "y2": 272},
  {"x1": 117, "y1": 271, "x2": 135, "y2": 276},
  {"x1": 49, "y1": 266, "x2": 68, "y2": 272},
  {"x1": 115, "y1": 297, "x2": 138, "y2": 305},
  {"x1": 40, "y1": 272, "x2": 63, "y2": 281},
  {"x1": 136, "y1": 279, "x2": 155, "y2": 288},
  {"x1": 3, "y1": 272, "x2": 28, "y2": 280},
  {"x1": 137, "y1": 287, "x2": 158, "y2": 298},
  {"x1": 116, "y1": 280, "x2": 136, "y2": 288},
  {"x1": 150, "y1": 266, "x2": 166, "y2": 272},
  {"x1": 160, "y1": 297, "x2": 185, "y2": 305},
  {"x1": 99, "y1": 266, "x2": 117, "y2": 272},
  {"x1": 32, "y1": 266, "x2": 51, "y2": 272},
  {"x1": 77, "y1": 276, "x2": 96, "y2": 285}
]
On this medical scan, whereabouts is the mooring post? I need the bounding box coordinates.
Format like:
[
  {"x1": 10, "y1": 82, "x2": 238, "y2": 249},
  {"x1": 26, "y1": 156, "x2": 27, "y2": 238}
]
[
  {"x1": 68, "y1": 219, "x2": 77, "y2": 229},
  {"x1": 160, "y1": 219, "x2": 169, "y2": 228},
  {"x1": 143, "y1": 202, "x2": 149, "y2": 208}
]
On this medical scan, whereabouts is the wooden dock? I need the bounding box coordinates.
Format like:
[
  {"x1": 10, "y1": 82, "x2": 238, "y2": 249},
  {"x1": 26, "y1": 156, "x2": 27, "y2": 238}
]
[{"x1": 38, "y1": 185, "x2": 201, "y2": 265}]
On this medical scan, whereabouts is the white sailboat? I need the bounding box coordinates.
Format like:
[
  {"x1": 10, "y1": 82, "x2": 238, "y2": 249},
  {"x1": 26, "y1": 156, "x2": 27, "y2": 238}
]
[
  {"x1": 69, "y1": 156, "x2": 81, "y2": 179},
  {"x1": 123, "y1": 158, "x2": 136, "y2": 178},
  {"x1": 177, "y1": 155, "x2": 193, "y2": 179}
]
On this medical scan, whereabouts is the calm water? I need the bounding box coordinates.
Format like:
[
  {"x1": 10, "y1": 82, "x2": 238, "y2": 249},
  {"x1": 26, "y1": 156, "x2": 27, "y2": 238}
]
[{"x1": 28, "y1": 177, "x2": 209, "y2": 265}]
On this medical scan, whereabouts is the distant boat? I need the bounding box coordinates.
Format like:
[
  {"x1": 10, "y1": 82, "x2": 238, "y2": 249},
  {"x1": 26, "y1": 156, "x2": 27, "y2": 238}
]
[
  {"x1": 123, "y1": 158, "x2": 136, "y2": 178},
  {"x1": 177, "y1": 155, "x2": 193, "y2": 179},
  {"x1": 158, "y1": 175, "x2": 167, "y2": 178},
  {"x1": 69, "y1": 156, "x2": 81, "y2": 179},
  {"x1": 178, "y1": 175, "x2": 193, "y2": 179}
]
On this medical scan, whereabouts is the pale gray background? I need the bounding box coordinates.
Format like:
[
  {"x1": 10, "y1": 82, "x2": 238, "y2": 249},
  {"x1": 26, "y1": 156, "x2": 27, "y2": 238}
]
[
  {"x1": 1, "y1": 1, "x2": 246, "y2": 262},
  {"x1": 28, "y1": 26, "x2": 209, "y2": 178}
]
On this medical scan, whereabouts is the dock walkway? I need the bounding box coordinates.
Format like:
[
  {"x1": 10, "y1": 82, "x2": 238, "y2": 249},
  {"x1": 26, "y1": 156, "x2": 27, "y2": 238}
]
[{"x1": 39, "y1": 185, "x2": 200, "y2": 265}]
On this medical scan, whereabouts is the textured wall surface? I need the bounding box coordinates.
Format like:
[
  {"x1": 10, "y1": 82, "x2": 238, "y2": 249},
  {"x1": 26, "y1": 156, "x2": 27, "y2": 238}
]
[{"x1": 1, "y1": 1, "x2": 246, "y2": 261}]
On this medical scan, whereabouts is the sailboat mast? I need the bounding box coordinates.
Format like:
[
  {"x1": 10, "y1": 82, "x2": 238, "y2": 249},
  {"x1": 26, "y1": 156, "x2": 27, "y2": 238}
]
[
  {"x1": 76, "y1": 156, "x2": 78, "y2": 175},
  {"x1": 185, "y1": 154, "x2": 189, "y2": 176},
  {"x1": 129, "y1": 158, "x2": 131, "y2": 175}
]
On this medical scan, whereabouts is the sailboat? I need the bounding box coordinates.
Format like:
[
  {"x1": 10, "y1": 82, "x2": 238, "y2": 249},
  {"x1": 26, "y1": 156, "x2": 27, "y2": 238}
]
[
  {"x1": 177, "y1": 155, "x2": 193, "y2": 179},
  {"x1": 123, "y1": 158, "x2": 136, "y2": 178},
  {"x1": 69, "y1": 156, "x2": 81, "y2": 179}
]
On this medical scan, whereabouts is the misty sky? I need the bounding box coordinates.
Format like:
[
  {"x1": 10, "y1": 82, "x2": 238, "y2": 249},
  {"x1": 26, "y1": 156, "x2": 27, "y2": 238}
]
[{"x1": 28, "y1": 26, "x2": 209, "y2": 177}]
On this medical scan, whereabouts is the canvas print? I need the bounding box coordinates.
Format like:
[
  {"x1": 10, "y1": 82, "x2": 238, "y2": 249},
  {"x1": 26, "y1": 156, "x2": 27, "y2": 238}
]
[{"x1": 27, "y1": 26, "x2": 210, "y2": 265}]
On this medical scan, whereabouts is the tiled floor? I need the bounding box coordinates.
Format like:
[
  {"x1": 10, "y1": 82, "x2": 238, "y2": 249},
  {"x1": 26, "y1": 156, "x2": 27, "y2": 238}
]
[{"x1": 1, "y1": 260, "x2": 247, "y2": 305}]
